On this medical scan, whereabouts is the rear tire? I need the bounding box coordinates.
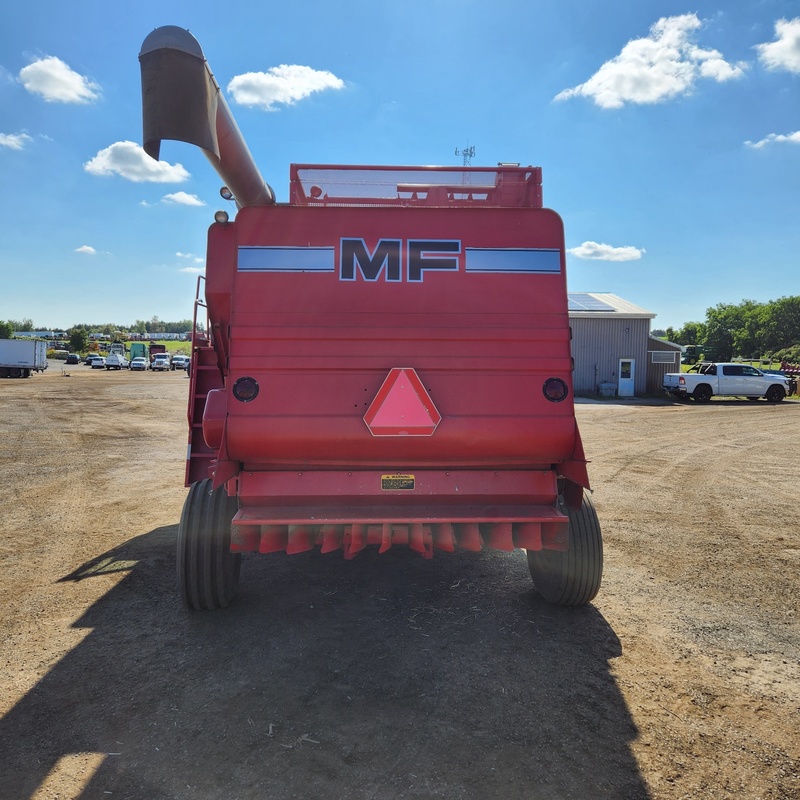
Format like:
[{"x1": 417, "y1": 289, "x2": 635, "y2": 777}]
[
  {"x1": 692, "y1": 384, "x2": 712, "y2": 403},
  {"x1": 178, "y1": 479, "x2": 241, "y2": 610},
  {"x1": 527, "y1": 491, "x2": 603, "y2": 606}
]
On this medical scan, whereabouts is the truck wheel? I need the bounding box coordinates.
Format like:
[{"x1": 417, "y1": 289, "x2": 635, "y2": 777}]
[
  {"x1": 527, "y1": 491, "x2": 603, "y2": 606},
  {"x1": 692, "y1": 384, "x2": 712, "y2": 403},
  {"x1": 177, "y1": 479, "x2": 241, "y2": 610},
  {"x1": 765, "y1": 385, "x2": 785, "y2": 403}
]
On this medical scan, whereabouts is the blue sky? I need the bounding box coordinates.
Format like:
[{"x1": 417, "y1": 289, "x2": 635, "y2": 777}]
[{"x1": 1, "y1": 0, "x2": 798, "y2": 331}]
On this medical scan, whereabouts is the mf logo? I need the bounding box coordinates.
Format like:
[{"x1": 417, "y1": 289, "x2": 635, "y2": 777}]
[{"x1": 340, "y1": 238, "x2": 461, "y2": 282}]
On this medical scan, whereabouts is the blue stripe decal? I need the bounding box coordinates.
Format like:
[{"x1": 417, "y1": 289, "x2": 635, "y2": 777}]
[
  {"x1": 465, "y1": 248, "x2": 561, "y2": 274},
  {"x1": 238, "y1": 246, "x2": 336, "y2": 272}
]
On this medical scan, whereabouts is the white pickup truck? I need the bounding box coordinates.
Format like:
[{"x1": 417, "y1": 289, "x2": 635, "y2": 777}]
[{"x1": 663, "y1": 362, "x2": 791, "y2": 403}]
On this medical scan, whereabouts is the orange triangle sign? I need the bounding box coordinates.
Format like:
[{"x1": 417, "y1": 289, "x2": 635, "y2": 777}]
[{"x1": 364, "y1": 368, "x2": 441, "y2": 436}]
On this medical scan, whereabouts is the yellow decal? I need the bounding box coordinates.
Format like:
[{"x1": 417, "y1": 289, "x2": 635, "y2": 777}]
[{"x1": 381, "y1": 473, "x2": 415, "y2": 491}]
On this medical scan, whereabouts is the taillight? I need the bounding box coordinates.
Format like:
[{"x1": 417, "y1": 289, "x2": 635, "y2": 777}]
[
  {"x1": 679, "y1": 376, "x2": 685, "y2": 385},
  {"x1": 232, "y1": 376, "x2": 259, "y2": 402},
  {"x1": 542, "y1": 377, "x2": 569, "y2": 402}
]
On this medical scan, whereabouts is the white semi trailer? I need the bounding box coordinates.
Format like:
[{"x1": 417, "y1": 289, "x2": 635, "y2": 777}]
[{"x1": 0, "y1": 340, "x2": 49, "y2": 378}]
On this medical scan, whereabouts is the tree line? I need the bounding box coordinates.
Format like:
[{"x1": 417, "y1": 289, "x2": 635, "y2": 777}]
[
  {"x1": 0, "y1": 317, "x2": 200, "y2": 354},
  {"x1": 652, "y1": 296, "x2": 800, "y2": 363},
  {"x1": 0, "y1": 316, "x2": 195, "y2": 336}
]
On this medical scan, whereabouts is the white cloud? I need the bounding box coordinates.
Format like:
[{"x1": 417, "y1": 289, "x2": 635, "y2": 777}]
[
  {"x1": 228, "y1": 64, "x2": 345, "y2": 110},
  {"x1": 0, "y1": 132, "x2": 33, "y2": 150},
  {"x1": 19, "y1": 56, "x2": 100, "y2": 104},
  {"x1": 744, "y1": 130, "x2": 800, "y2": 149},
  {"x1": 177, "y1": 252, "x2": 204, "y2": 264},
  {"x1": 567, "y1": 241, "x2": 645, "y2": 261},
  {"x1": 555, "y1": 13, "x2": 746, "y2": 108},
  {"x1": 180, "y1": 266, "x2": 205, "y2": 274},
  {"x1": 162, "y1": 192, "x2": 205, "y2": 206},
  {"x1": 84, "y1": 141, "x2": 190, "y2": 183},
  {"x1": 75, "y1": 245, "x2": 96, "y2": 255},
  {"x1": 755, "y1": 17, "x2": 800, "y2": 74}
]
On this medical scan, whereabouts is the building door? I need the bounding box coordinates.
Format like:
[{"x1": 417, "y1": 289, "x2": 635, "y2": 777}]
[{"x1": 618, "y1": 359, "x2": 635, "y2": 397}]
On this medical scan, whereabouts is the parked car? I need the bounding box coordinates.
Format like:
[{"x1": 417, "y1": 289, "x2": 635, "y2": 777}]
[
  {"x1": 171, "y1": 355, "x2": 190, "y2": 370},
  {"x1": 65, "y1": 353, "x2": 81, "y2": 365},
  {"x1": 105, "y1": 353, "x2": 130, "y2": 370},
  {"x1": 84, "y1": 353, "x2": 98, "y2": 365},
  {"x1": 130, "y1": 357, "x2": 148, "y2": 371},
  {"x1": 88, "y1": 355, "x2": 106, "y2": 369},
  {"x1": 150, "y1": 353, "x2": 171, "y2": 371}
]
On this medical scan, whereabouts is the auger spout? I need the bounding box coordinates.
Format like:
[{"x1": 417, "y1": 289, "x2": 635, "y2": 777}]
[{"x1": 139, "y1": 25, "x2": 274, "y2": 207}]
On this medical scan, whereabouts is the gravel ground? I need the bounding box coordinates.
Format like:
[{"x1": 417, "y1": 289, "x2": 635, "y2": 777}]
[{"x1": 0, "y1": 368, "x2": 798, "y2": 799}]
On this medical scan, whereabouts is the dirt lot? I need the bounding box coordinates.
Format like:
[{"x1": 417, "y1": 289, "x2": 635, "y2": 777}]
[{"x1": 0, "y1": 365, "x2": 798, "y2": 800}]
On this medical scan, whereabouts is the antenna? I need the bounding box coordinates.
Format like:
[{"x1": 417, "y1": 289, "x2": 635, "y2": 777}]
[
  {"x1": 454, "y1": 145, "x2": 475, "y2": 167},
  {"x1": 455, "y1": 144, "x2": 475, "y2": 187}
]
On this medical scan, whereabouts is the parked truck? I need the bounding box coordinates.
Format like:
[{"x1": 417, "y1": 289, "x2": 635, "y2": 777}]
[
  {"x1": 140, "y1": 26, "x2": 602, "y2": 610},
  {"x1": 663, "y1": 362, "x2": 791, "y2": 402},
  {"x1": 129, "y1": 342, "x2": 148, "y2": 362},
  {"x1": 0, "y1": 339, "x2": 48, "y2": 378}
]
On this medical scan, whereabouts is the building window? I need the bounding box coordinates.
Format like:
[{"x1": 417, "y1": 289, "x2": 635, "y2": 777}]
[{"x1": 650, "y1": 351, "x2": 676, "y2": 364}]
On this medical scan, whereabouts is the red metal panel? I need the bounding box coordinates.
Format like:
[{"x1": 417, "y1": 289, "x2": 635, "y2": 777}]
[
  {"x1": 218, "y1": 203, "x2": 575, "y2": 472},
  {"x1": 237, "y1": 469, "x2": 558, "y2": 507}
]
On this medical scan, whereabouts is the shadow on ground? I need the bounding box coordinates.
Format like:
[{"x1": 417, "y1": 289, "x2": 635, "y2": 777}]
[{"x1": 2, "y1": 526, "x2": 650, "y2": 800}]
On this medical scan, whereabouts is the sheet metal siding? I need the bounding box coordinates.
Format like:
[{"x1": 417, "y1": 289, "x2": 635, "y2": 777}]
[
  {"x1": 570, "y1": 317, "x2": 650, "y2": 395},
  {"x1": 646, "y1": 337, "x2": 682, "y2": 394}
]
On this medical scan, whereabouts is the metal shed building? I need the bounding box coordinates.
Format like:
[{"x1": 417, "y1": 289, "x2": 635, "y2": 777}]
[{"x1": 568, "y1": 293, "x2": 680, "y2": 397}]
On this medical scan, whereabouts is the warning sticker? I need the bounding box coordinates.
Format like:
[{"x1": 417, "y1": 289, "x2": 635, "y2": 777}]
[{"x1": 381, "y1": 474, "x2": 415, "y2": 491}]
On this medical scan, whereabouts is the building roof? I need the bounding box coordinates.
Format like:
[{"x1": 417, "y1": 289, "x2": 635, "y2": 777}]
[
  {"x1": 568, "y1": 292, "x2": 655, "y2": 319},
  {"x1": 648, "y1": 334, "x2": 682, "y2": 351}
]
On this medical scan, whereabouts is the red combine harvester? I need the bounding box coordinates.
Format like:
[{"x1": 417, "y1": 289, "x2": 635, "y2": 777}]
[{"x1": 140, "y1": 27, "x2": 602, "y2": 610}]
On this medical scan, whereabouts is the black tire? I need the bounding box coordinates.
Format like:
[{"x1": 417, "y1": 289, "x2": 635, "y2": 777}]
[
  {"x1": 765, "y1": 385, "x2": 785, "y2": 403},
  {"x1": 692, "y1": 384, "x2": 712, "y2": 403},
  {"x1": 177, "y1": 479, "x2": 241, "y2": 610},
  {"x1": 527, "y1": 491, "x2": 603, "y2": 606}
]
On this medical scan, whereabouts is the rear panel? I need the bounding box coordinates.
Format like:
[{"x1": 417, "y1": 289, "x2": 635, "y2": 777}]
[{"x1": 210, "y1": 199, "x2": 577, "y2": 470}]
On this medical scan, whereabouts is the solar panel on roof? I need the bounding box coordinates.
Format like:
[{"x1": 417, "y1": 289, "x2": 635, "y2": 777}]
[{"x1": 568, "y1": 293, "x2": 616, "y2": 312}]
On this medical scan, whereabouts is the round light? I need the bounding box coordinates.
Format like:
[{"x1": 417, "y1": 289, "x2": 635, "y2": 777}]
[
  {"x1": 220, "y1": 186, "x2": 234, "y2": 201},
  {"x1": 543, "y1": 377, "x2": 568, "y2": 402},
  {"x1": 214, "y1": 210, "x2": 229, "y2": 224},
  {"x1": 233, "y1": 377, "x2": 259, "y2": 403}
]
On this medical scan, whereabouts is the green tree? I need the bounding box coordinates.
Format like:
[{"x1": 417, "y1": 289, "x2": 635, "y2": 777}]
[
  {"x1": 6, "y1": 318, "x2": 34, "y2": 332},
  {"x1": 0, "y1": 321, "x2": 12, "y2": 339},
  {"x1": 68, "y1": 326, "x2": 90, "y2": 353},
  {"x1": 676, "y1": 321, "x2": 707, "y2": 346},
  {"x1": 704, "y1": 304, "x2": 739, "y2": 361},
  {"x1": 761, "y1": 296, "x2": 800, "y2": 354}
]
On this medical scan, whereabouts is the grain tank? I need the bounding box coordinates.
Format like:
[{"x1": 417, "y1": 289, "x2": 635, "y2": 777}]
[{"x1": 140, "y1": 26, "x2": 602, "y2": 610}]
